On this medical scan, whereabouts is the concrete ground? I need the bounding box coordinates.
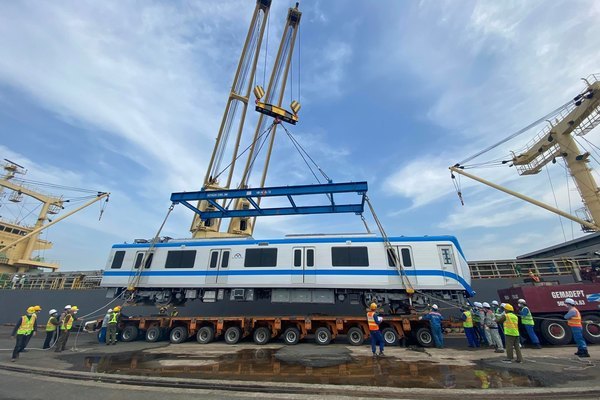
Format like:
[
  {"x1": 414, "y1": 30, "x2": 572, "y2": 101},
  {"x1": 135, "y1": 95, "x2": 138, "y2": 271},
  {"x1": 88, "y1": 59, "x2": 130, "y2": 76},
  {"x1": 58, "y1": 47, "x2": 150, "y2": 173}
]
[{"x1": 0, "y1": 326, "x2": 598, "y2": 400}]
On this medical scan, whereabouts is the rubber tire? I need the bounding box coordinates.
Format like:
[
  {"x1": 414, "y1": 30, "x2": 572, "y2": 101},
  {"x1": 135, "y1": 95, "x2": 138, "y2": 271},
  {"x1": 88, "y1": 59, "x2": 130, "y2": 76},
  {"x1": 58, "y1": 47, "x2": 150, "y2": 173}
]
[
  {"x1": 253, "y1": 327, "x2": 271, "y2": 345},
  {"x1": 347, "y1": 327, "x2": 364, "y2": 346},
  {"x1": 415, "y1": 327, "x2": 433, "y2": 347},
  {"x1": 145, "y1": 326, "x2": 162, "y2": 342},
  {"x1": 120, "y1": 325, "x2": 139, "y2": 342},
  {"x1": 314, "y1": 327, "x2": 332, "y2": 345},
  {"x1": 196, "y1": 326, "x2": 215, "y2": 344},
  {"x1": 169, "y1": 326, "x2": 189, "y2": 344},
  {"x1": 540, "y1": 319, "x2": 572, "y2": 345},
  {"x1": 224, "y1": 326, "x2": 242, "y2": 344},
  {"x1": 282, "y1": 327, "x2": 300, "y2": 345},
  {"x1": 382, "y1": 327, "x2": 398, "y2": 346},
  {"x1": 582, "y1": 314, "x2": 600, "y2": 344}
]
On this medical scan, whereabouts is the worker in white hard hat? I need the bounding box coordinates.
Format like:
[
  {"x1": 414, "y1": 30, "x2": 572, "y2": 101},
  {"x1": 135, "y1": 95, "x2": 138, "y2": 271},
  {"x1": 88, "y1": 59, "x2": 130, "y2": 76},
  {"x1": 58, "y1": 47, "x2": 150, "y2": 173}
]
[
  {"x1": 471, "y1": 302, "x2": 488, "y2": 346},
  {"x1": 482, "y1": 302, "x2": 504, "y2": 353},
  {"x1": 99, "y1": 309, "x2": 113, "y2": 344},
  {"x1": 517, "y1": 299, "x2": 541, "y2": 349},
  {"x1": 420, "y1": 304, "x2": 445, "y2": 348},
  {"x1": 563, "y1": 298, "x2": 590, "y2": 357},
  {"x1": 58, "y1": 305, "x2": 71, "y2": 332},
  {"x1": 43, "y1": 309, "x2": 59, "y2": 349}
]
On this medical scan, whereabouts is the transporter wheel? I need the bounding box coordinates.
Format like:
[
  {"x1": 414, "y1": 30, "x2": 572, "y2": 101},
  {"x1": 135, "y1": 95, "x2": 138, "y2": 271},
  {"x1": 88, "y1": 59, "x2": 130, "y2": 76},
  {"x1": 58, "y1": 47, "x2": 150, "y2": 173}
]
[
  {"x1": 169, "y1": 326, "x2": 189, "y2": 344},
  {"x1": 145, "y1": 326, "x2": 162, "y2": 342},
  {"x1": 120, "y1": 325, "x2": 139, "y2": 342},
  {"x1": 224, "y1": 327, "x2": 242, "y2": 344},
  {"x1": 347, "y1": 327, "x2": 364, "y2": 346},
  {"x1": 382, "y1": 327, "x2": 398, "y2": 346},
  {"x1": 583, "y1": 315, "x2": 600, "y2": 344},
  {"x1": 282, "y1": 327, "x2": 300, "y2": 345},
  {"x1": 314, "y1": 327, "x2": 332, "y2": 345},
  {"x1": 196, "y1": 326, "x2": 215, "y2": 344},
  {"x1": 540, "y1": 319, "x2": 572, "y2": 345},
  {"x1": 415, "y1": 327, "x2": 433, "y2": 347},
  {"x1": 253, "y1": 327, "x2": 271, "y2": 345}
]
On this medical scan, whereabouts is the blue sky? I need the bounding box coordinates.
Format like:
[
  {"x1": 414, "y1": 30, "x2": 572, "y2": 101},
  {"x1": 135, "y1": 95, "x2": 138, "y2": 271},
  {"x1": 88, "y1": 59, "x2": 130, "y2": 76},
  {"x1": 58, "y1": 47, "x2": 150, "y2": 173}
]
[{"x1": 1, "y1": 1, "x2": 600, "y2": 270}]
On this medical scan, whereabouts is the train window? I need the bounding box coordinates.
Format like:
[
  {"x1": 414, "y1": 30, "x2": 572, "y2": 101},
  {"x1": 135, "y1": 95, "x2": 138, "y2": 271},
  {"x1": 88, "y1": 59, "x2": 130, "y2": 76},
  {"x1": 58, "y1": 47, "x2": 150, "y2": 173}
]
[
  {"x1": 222, "y1": 251, "x2": 230, "y2": 268},
  {"x1": 134, "y1": 253, "x2": 144, "y2": 269},
  {"x1": 293, "y1": 249, "x2": 302, "y2": 267},
  {"x1": 331, "y1": 247, "x2": 369, "y2": 267},
  {"x1": 110, "y1": 251, "x2": 125, "y2": 269},
  {"x1": 307, "y1": 249, "x2": 315, "y2": 267},
  {"x1": 244, "y1": 248, "x2": 278, "y2": 267},
  {"x1": 144, "y1": 253, "x2": 154, "y2": 269},
  {"x1": 165, "y1": 250, "x2": 196, "y2": 268},
  {"x1": 401, "y1": 248, "x2": 413, "y2": 267},
  {"x1": 209, "y1": 251, "x2": 219, "y2": 268},
  {"x1": 387, "y1": 248, "x2": 399, "y2": 267}
]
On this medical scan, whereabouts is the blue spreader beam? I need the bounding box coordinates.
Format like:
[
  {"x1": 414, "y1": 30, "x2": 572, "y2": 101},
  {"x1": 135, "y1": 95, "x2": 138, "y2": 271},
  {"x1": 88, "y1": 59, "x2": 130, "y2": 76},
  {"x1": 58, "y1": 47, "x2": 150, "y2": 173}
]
[{"x1": 170, "y1": 181, "x2": 368, "y2": 220}]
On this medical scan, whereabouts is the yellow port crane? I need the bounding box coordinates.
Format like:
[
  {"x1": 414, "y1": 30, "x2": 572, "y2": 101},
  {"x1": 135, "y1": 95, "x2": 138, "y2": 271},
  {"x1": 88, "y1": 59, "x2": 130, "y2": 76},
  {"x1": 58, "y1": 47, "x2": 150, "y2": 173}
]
[{"x1": 191, "y1": 1, "x2": 302, "y2": 239}]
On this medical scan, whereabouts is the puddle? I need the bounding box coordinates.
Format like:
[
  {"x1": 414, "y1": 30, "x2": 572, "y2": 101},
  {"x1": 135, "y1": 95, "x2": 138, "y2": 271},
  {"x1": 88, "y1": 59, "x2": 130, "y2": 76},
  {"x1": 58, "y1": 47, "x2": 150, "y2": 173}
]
[{"x1": 70, "y1": 349, "x2": 541, "y2": 389}]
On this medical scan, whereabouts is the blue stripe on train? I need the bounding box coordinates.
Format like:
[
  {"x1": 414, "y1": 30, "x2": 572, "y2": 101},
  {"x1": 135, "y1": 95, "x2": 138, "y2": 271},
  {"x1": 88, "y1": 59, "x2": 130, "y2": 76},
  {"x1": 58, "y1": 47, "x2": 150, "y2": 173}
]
[{"x1": 102, "y1": 268, "x2": 475, "y2": 296}]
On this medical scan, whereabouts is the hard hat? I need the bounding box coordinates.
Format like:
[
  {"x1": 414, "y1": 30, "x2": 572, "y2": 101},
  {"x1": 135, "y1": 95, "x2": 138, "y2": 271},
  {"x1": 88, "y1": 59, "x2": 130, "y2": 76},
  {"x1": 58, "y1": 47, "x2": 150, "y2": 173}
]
[
  {"x1": 113, "y1": 306, "x2": 121, "y2": 311},
  {"x1": 432, "y1": 304, "x2": 438, "y2": 310},
  {"x1": 107, "y1": 308, "x2": 113, "y2": 313},
  {"x1": 503, "y1": 304, "x2": 514, "y2": 312},
  {"x1": 482, "y1": 302, "x2": 490, "y2": 308},
  {"x1": 369, "y1": 303, "x2": 377, "y2": 310},
  {"x1": 70, "y1": 306, "x2": 78, "y2": 311},
  {"x1": 564, "y1": 298, "x2": 576, "y2": 305},
  {"x1": 34, "y1": 305, "x2": 42, "y2": 311},
  {"x1": 26, "y1": 306, "x2": 35, "y2": 314},
  {"x1": 492, "y1": 300, "x2": 499, "y2": 306},
  {"x1": 474, "y1": 302, "x2": 482, "y2": 308},
  {"x1": 518, "y1": 298, "x2": 526, "y2": 304},
  {"x1": 49, "y1": 309, "x2": 57, "y2": 315},
  {"x1": 500, "y1": 303, "x2": 506, "y2": 308},
  {"x1": 64, "y1": 305, "x2": 71, "y2": 310}
]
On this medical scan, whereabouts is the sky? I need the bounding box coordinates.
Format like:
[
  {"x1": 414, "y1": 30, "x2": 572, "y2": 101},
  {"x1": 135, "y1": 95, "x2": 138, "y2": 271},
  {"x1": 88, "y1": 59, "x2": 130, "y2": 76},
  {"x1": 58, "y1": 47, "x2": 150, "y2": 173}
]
[{"x1": 1, "y1": 0, "x2": 600, "y2": 270}]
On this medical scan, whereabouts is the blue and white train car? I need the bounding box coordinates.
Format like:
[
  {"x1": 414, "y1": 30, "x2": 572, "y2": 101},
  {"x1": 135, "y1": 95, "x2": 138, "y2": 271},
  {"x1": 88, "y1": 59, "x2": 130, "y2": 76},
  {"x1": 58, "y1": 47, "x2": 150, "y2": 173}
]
[{"x1": 101, "y1": 234, "x2": 474, "y2": 313}]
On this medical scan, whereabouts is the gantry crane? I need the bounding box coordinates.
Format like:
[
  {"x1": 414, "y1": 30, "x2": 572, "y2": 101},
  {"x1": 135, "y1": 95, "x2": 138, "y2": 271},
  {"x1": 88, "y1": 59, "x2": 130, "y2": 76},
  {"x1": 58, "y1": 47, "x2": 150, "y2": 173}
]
[
  {"x1": 190, "y1": 1, "x2": 302, "y2": 238},
  {"x1": 451, "y1": 74, "x2": 600, "y2": 232}
]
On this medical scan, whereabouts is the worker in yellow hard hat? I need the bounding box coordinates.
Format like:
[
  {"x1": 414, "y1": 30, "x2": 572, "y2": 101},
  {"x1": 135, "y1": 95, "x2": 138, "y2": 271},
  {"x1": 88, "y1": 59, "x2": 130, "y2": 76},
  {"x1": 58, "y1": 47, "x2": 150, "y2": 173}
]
[
  {"x1": 366, "y1": 302, "x2": 384, "y2": 356},
  {"x1": 10, "y1": 307, "x2": 36, "y2": 361},
  {"x1": 498, "y1": 303, "x2": 522, "y2": 364},
  {"x1": 55, "y1": 305, "x2": 78, "y2": 352},
  {"x1": 21, "y1": 306, "x2": 41, "y2": 352}
]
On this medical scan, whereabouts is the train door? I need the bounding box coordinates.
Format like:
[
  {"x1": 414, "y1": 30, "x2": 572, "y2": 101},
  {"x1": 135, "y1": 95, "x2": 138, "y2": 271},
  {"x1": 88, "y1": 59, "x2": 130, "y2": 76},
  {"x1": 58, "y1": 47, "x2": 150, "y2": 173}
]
[
  {"x1": 387, "y1": 246, "x2": 417, "y2": 285},
  {"x1": 292, "y1": 247, "x2": 316, "y2": 284},
  {"x1": 437, "y1": 245, "x2": 458, "y2": 282},
  {"x1": 206, "y1": 249, "x2": 230, "y2": 284}
]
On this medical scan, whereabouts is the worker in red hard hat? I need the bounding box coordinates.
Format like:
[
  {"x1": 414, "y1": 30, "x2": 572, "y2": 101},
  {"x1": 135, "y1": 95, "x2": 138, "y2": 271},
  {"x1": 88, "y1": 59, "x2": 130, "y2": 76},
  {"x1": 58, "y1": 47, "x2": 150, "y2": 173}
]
[
  {"x1": 564, "y1": 298, "x2": 589, "y2": 358},
  {"x1": 366, "y1": 302, "x2": 384, "y2": 356}
]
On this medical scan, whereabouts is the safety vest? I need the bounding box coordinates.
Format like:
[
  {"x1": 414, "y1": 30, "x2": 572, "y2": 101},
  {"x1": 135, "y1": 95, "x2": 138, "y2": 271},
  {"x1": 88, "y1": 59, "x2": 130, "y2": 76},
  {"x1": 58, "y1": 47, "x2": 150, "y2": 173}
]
[
  {"x1": 520, "y1": 306, "x2": 534, "y2": 326},
  {"x1": 567, "y1": 307, "x2": 582, "y2": 327},
  {"x1": 366, "y1": 311, "x2": 379, "y2": 331},
  {"x1": 462, "y1": 310, "x2": 473, "y2": 328},
  {"x1": 46, "y1": 316, "x2": 58, "y2": 332},
  {"x1": 109, "y1": 312, "x2": 119, "y2": 324},
  {"x1": 61, "y1": 314, "x2": 74, "y2": 331},
  {"x1": 472, "y1": 310, "x2": 480, "y2": 323},
  {"x1": 17, "y1": 315, "x2": 34, "y2": 335},
  {"x1": 504, "y1": 313, "x2": 519, "y2": 336}
]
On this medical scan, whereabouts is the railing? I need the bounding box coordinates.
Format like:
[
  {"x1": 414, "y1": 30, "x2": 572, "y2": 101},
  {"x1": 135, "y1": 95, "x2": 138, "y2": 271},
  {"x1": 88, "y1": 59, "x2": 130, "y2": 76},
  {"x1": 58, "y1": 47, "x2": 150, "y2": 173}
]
[
  {"x1": 0, "y1": 270, "x2": 104, "y2": 290},
  {"x1": 469, "y1": 256, "x2": 599, "y2": 279}
]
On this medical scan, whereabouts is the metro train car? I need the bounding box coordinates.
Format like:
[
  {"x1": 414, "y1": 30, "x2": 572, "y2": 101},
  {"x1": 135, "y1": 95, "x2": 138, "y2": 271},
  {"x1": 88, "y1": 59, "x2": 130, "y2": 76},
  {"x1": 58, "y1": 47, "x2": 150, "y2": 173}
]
[{"x1": 101, "y1": 234, "x2": 474, "y2": 314}]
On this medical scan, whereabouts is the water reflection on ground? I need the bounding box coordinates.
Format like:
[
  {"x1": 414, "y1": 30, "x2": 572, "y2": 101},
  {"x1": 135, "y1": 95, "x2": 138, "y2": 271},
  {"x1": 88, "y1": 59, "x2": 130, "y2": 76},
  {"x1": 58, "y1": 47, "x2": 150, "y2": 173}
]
[{"x1": 76, "y1": 349, "x2": 541, "y2": 389}]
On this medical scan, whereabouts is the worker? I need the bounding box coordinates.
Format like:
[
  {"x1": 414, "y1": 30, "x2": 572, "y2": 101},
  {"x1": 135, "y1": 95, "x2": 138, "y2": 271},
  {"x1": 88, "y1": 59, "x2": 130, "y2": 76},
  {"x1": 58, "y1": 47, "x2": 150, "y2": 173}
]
[
  {"x1": 460, "y1": 306, "x2": 479, "y2": 348},
  {"x1": 366, "y1": 303, "x2": 384, "y2": 356},
  {"x1": 170, "y1": 307, "x2": 179, "y2": 317},
  {"x1": 472, "y1": 302, "x2": 488, "y2": 346},
  {"x1": 10, "y1": 307, "x2": 36, "y2": 361},
  {"x1": 482, "y1": 302, "x2": 504, "y2": 353},
  {"x1": 492, "y1": 300, "x2": 506, "y2": 347},
  {"x1": 517, "y1": 299, "x2": 541, "y2": 349},
  {"x1": 43, "y1": 309, "x2": 59, "y2": 349},
  {"x1": 59, "y1": 305, "x2": 71, "y2": 330},
  {"x1": 21, "y1": 305, "x2": 41, "y2": 352},
  {"x1": 99, "y1": 309, "x2": 112, "y2": 344},
  {"x1": 499, "y1": 304, "x2": 522, "y2": 363},
  {"x1": 420, "y1": 304, "x2": 444, "y2": 348},
  {"x1": 55, "y1": 305, "x2": 78, "y2": 352},
  {"x1": 563, "y1": 298, "x2": 590, "y2": 358},
  {"x1": 106, "y1": 306, "x2": 121, "y2": 345}
]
